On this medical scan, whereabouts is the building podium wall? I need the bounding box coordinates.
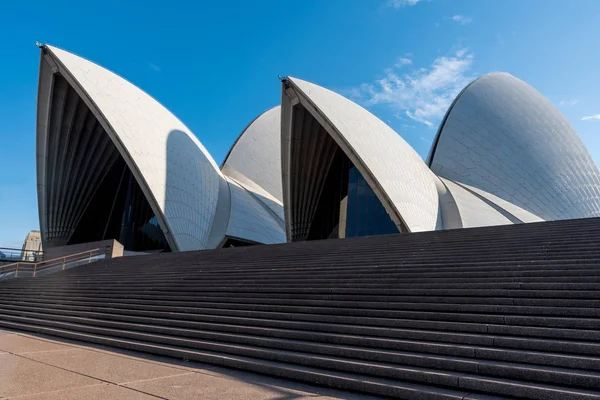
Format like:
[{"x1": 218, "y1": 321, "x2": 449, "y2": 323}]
[{"x1": 42, "y1": 239, "x2": 124, "y2": 261}]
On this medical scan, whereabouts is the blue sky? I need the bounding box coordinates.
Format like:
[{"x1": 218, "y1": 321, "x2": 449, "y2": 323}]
[{"x1": 1, "y1": 0, "x2": 600, "y2": 247}]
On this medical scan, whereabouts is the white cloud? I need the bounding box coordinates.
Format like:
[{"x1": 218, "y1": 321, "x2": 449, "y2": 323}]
[
  {"x1": 395, "y1": 56, "x2": 413, "y2": 67},
  {"x1": 451, "y1": 15, "x2": 472, "y2": 25},
  {"x1": 388, "y1": 0, "x2": 422, "y2": 8},
  {"x1": 582, "y1": 114, "x2": 600, "y2": 121},
  {"x1": 354, "y1": 48, "x2": 475, "y2": 127},
  {"x1": 559, "y1": 99, "x2": 579, "y2": 107}
]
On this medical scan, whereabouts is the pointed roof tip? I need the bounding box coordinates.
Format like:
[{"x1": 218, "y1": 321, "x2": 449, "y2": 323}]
[
  {"x1": 35, "y1": 41, "x2": 46, "y2": 49},
  {"x1": 278, "y1": 75, "x2": 290, "y2": 89}
]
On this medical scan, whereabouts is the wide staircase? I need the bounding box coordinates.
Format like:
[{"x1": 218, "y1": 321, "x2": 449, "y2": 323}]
[{"x1": 1, "y1": 218, "x2": 600, "y2": 399}]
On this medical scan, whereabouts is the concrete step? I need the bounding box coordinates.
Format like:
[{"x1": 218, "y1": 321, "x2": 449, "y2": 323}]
[
  {"x1": 14, "y1": 269, "x2": 600, "y2": 284},
  {"x1": 47, "y1": 253, "x2": 600, "y2": 274},
  {"x1": 15, "y1": 259, "x2": 600, "y2": 276},
  {"x1": 2, "y1": 217, "x2": 600, "y2": 398},
  {"x1": 7, "y1": 272, "x2": 600, "y2": 288},
  {"x1": 1, "y1": 315, "x2": 600, "y2": 399},
  {"x1": 0, "y1": 319, "x2": 475, "y2": 400},
  {"x1": 17, "y1": 259, "x2": 600, "y2": 280},
  {"x1": 12, "y1": 270, "x2": 600, "y2": 289},
  {"x1": 4, "y1": 286, "x2": 600, "y2": 300},
  {"x1": 2, "y1": 301, "x2": 600, "y2": 371},
  {"x1": 2, "y1": 296, "x2": 599, "y2": 330},
  {"x1": 1, "y1": 300, "x2": 600, "y2": 356},
  {"x1": 4, "y1": 290, "x2": 600, "y2": 309},
  {"x1": 4, "y1": 293, "x2": 600, "y2": 318}
]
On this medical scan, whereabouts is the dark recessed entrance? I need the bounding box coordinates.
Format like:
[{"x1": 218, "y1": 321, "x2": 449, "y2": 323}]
[{"x1": 288, "y1": 103, "x2": 402, "y2": 241}]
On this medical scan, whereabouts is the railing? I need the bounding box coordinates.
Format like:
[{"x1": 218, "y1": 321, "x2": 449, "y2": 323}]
[
  {"x1": 0, "y1": 247, "x2": 43, "y2": 263},
  {"x1": 0, "y1": 247, "x2": 106, "y2": 279}
]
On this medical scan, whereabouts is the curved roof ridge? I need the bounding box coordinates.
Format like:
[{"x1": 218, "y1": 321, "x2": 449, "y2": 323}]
[
  {"x1": 427, "y1": 72, "x2": 517, "y2": 166},
  {"x1": 221, "y1": 106, "x2": 283, "y2": 206},
  {"x1": 40, "y1": 45, "x2": 224, "y2": 251},
  {"x1": 284, "y1": 76, "x2": 440, "y2": 233},
  {"x1": 221, "y1": 105, "x2": 279, "y2": 169},
  {"x1": 429, "y1": 71, "x2": 600, "y2": 221}
]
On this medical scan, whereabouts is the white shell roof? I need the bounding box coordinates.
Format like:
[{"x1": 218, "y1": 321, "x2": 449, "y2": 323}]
[
  {"x1": 430, "y1": 72, "x2": 600, "y2": 221},
  {"x1": 45, "y1": 46, "x2": 224, "y2": 251},
  {"x1": 225, "y1": 177, "x2": 286, "y2": 245},
  {"x1": 288, "y1": 77, "x2": 440, "y2": 232},
  {"x1": 458, "y1": 182, "x2": 543, "y2": 223},
  {"x1": 440, "y1": 178, "x2": 513, "y2": 228},
  {"x1": 221, "y1": 106, "x2": 284, "y2": 222},
  {"x1": 43, "y1": 47, "x2": 598, "y2": 248}
]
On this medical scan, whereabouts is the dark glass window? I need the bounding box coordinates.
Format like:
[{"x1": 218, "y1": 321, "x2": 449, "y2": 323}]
[
  {"x1": 345, "y1": 165, "x2": 399, "y2": 238},
  {"x1": 306, "y1": 148, "x2": 349, "y2": 240},
  {"x1": 303, "y1": 148, "x2": 400, "y2": 240},
  {"x1": 345, "y1": 167, "x2": 358, "y2": 237},
  {"x1": 288, "y1": 102, "x2": 403, "y2": 241},
  {"x1": 117, "y1": 171, "x2": 170, "y2": 252},
  {"x1": 221, "y1": 237, "x2": 256, "y2": 248},
  {"x1": 69, "y1": 157, "x2": 170, "y2": 252}
]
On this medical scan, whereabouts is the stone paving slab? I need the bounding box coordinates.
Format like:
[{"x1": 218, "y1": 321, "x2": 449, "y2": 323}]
[
  {"x1": 124, "y1": 370, "x2": 346, "y2": 400},
  {"x1": 5, "y1": 382, "x2": 157, "y2": 399},
  {"x1": 28, "y1": 347, "x2": 190, "y2": 385},
  {"x1": 0, "y1": 329, "x2": 378, "y2": 399},
  {"x1": 0, "y1": 333, "x2": 72, "y2": 354},
  {"x1": 0, "y1": 353, "x2": 99, "y2": 398}
]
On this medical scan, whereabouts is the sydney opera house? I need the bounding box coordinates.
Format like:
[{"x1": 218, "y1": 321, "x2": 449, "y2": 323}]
[{"x1": 36, "y1": 45, "x2": 600, "y2": 253}]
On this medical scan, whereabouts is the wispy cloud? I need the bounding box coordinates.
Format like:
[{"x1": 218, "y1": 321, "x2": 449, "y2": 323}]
[
  {"x1": 582, "y1": 114, "x2": 600, "y2": 121},
  {"x1": 353, "y1": 48, "x2": 475, "y2": 127},
  {"x1": 148, "y1": 62, "x2": 161, "y2": 72},
  {"x1": 387, "y1": 0, "x2": 422, "y2": 8},
  {"x1": 451, "y1": 15, "x2": 472, "y2": 25},
  {"x1": 559, "y1": 98, "x2": 579, "y2": 107},
  {"x1": 395, "y1": 56, "x2": 413, "y2": 67}
]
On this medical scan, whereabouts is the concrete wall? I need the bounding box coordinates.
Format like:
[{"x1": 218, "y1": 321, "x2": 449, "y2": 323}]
[
  {"x1": 43, "y1": 239, "x2": 123, "y2": 261},
  {"x1": 22, "y1": 230, "x2": 43, "y2": 261}
]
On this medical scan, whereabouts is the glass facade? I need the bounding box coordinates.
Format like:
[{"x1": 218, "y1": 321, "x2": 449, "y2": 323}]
[
  {"x1": 344, "y1": 166, "x2": 399, "y2": 238},
  {"x1": 306, "y1": 149, "x2": 349, "y2": 240},
  {"x1": 221, "y1": 237, "x2": 257, "y2": 248},
  {"x1": 69, "y1": 156, "x2": 170, "y2": 252},
  {"x1": 117, "y1": 173, "x2": 170, "y2": 252},
  {"x1": 305, "y1": 148, "x2": 400, "y2": 240}
]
